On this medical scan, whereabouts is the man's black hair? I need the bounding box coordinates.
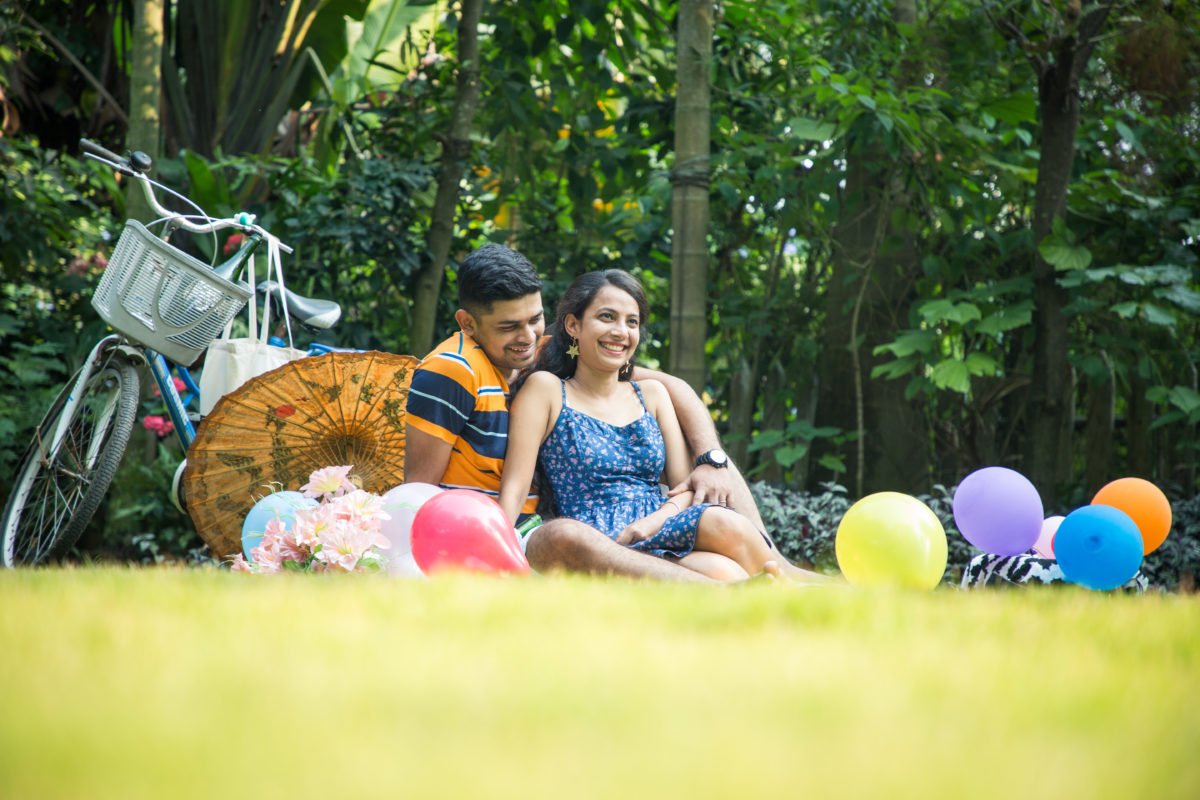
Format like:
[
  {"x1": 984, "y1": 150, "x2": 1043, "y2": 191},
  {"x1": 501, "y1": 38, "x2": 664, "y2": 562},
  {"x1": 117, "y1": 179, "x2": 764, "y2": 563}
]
[{"x1": 456, "y1": 244, "x2": 542, "y2": 315}]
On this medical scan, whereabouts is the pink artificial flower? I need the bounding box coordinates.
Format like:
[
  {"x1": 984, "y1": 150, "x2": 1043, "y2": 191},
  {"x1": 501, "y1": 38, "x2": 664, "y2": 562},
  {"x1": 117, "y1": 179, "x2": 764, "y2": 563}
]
[
  {"x1": 314, "y1": 520, "x2": 378, "y2": 573},
  {"x1": 300, "y1": 465, "x2": 357, "y2": 501},
  {"x1": 262, "y1": 516, "x2": 308, "y2": 564},
  {"x1": 329, "y1": 490, "x2": 391, "y2": 528},
  {"x1": 141, "y1": 414, "x2": 175, "y2": 438},
  {"x1": 248, "y1": 542, "x2": 282, "y2": 573},
  {"x1": 230, "y1": 554, "x2": 253, "y2": 573}
]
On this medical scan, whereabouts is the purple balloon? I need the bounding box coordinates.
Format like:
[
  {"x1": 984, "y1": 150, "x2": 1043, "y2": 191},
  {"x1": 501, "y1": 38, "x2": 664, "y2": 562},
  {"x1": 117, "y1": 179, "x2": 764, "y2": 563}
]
[{"x1": 952, "y1": 467, "x2": 1044, "y2": 556}]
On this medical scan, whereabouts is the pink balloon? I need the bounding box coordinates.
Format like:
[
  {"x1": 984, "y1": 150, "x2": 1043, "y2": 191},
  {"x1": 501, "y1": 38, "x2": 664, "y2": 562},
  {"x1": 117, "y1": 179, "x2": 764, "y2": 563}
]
[
  {"x1": 410, "y1": 490, "x2": 529, "y2": 575},
  {"x1": 1033, "y1": 515, "x2": 1064, "y2": 559},
  {"x1": 380, "y1": 483, "x2": 444, "y2": 573}
]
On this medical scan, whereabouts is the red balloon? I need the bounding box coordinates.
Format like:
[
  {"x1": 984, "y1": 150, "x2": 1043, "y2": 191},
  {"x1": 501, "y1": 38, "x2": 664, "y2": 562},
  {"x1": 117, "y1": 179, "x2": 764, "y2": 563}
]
[{"x1": 410, "y1": 490, "x2": 530, "y2": 575}]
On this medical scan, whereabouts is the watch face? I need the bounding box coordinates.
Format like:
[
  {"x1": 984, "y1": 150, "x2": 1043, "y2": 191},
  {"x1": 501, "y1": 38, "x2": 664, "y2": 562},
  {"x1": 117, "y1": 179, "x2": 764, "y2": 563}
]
[{"x1": 707, "y1": 449, "x2": 728, "y2": 466}]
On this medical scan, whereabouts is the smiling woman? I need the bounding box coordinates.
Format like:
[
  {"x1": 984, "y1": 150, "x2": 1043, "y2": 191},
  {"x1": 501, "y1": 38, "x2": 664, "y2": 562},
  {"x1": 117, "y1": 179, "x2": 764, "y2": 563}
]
[{"x1": 499, "y1": 269, "x2": 829, "y2": 584}]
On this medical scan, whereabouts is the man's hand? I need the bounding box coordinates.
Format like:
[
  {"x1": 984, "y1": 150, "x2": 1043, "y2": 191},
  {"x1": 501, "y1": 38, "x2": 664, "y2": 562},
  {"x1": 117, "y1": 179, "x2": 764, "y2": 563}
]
[{"x1": 668, "y1": 464, "x2": 739, "y2": 508}]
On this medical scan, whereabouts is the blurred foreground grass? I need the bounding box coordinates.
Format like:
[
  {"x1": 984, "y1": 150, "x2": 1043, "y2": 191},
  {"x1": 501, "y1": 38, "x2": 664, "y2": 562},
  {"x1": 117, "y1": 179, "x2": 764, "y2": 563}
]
[{"x1": 1, "y1": 569, "x2": 1197, "y2": 800}]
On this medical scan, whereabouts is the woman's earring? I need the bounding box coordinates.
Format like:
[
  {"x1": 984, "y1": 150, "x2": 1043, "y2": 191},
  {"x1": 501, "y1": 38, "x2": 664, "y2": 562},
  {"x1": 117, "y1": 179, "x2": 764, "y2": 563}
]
[{"x1": 567, "y1": 337, "x2": 580, "y2": 358}]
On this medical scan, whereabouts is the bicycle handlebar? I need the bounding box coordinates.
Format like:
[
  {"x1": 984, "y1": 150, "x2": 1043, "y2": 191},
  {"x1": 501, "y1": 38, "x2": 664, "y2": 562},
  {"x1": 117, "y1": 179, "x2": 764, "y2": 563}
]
[{"x1": 79, "y1": 138, "x2": 293, "y2": 253}]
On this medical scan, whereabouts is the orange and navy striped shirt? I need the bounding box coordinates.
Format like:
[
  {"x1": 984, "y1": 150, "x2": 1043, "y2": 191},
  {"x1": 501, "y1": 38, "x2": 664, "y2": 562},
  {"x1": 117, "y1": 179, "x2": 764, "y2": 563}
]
[{"x1": 406, "y1": 331, "x2": 538, "y2": 515}]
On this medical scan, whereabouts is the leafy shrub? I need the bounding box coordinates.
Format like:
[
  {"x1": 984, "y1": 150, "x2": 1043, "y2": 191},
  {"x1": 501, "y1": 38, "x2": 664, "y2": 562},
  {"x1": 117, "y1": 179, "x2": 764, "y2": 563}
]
[{"x1": 753, "y1": 481, "x2": 974, "y2": 583}]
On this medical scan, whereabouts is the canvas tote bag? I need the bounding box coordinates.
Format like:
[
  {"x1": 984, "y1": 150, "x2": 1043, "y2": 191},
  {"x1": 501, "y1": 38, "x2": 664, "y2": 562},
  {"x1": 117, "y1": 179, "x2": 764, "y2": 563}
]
[{"x1": 198, "y1": 234, "x2": 306, "y2": 415}]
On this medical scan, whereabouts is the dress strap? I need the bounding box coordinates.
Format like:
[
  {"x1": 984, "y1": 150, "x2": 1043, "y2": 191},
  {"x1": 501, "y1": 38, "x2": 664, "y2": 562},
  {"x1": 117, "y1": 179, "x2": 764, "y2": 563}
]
[
  {"x1": 630, "y1": 380, "x2": 648, "y2": 411},
  {"x1": 560, "y1": 378, "x2": 568, "y2": 406}
]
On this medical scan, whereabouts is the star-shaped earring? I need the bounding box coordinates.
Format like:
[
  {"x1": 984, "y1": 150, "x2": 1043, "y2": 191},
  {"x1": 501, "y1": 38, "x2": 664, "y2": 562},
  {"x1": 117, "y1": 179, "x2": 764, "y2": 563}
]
[{"x1": 567, "y1": 338, "x2": 580, "y2": 358}]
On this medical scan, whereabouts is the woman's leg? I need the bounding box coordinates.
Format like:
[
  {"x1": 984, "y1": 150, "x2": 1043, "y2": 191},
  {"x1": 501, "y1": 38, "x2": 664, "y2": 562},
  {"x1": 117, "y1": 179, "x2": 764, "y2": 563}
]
[
  {"x1": 693, "y1": 507, "x2": 830, "y2": 583},
  {"x1": 676, "y1": 551, "x2": 750, "y2": 582}
]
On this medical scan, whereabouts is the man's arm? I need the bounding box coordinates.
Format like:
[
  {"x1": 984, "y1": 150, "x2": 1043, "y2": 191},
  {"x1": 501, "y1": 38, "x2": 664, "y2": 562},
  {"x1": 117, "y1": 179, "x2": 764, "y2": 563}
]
[
  {"x1": 403, "y1": 426, "x2": 454, "y2": 485},
  {"x1": 630, "y1": 366, "x2": 719, "y2": 455},
  {"x1": 630, "y1": 365, "x2": 770, "y2": 541}
]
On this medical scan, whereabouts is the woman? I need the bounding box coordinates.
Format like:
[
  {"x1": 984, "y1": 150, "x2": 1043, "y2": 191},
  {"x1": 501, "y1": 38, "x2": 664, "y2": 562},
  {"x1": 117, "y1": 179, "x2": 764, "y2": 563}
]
[{"x1": 498, "y1": 269, "x2": 827, "y2": 582}]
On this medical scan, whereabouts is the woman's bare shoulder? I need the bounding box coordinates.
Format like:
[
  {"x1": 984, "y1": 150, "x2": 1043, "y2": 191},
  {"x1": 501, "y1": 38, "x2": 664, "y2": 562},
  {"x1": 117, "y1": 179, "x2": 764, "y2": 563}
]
[
  {"x1": 635, "y1": 377, "x2": 671, "y2": 409},
  {"x1": 513, "y1": 371, "x2": 562, "y2": 404}
]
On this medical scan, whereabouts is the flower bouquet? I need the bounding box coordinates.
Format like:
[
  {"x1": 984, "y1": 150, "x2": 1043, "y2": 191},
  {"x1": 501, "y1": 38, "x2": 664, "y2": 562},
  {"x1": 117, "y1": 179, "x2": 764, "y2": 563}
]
[{"x1": 231, "y1": 465, "x2": 392, "y2": 574}]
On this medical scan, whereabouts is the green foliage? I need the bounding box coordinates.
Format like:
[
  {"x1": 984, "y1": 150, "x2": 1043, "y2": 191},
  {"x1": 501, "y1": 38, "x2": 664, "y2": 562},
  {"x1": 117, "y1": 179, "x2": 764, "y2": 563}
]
[{"x1": 98, "y1": 442, "x2": 208, "y2": 565}]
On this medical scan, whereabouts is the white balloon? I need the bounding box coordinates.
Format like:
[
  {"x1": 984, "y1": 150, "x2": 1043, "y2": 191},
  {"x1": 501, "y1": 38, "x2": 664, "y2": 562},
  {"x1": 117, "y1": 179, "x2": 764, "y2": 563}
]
[{"x1": 379, "y1": 483, "x2": 442, "y2": 577}]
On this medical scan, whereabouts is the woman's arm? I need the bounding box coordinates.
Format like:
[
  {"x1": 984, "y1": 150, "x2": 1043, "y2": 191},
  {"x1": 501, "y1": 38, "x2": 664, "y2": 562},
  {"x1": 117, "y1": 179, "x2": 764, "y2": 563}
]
[
  {"x1": 617, "y1": 490, "x2": 695, "y2": 544},
  {"x1": 498, "y1": 373, "x2": 558, "y2": 525}
]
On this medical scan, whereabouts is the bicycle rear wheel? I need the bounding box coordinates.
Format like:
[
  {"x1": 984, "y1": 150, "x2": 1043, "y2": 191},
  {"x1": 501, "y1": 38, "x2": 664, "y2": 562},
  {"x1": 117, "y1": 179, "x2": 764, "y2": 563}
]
[{"x1": 1, "y1": 356, "x2": 140, "y2": 567}]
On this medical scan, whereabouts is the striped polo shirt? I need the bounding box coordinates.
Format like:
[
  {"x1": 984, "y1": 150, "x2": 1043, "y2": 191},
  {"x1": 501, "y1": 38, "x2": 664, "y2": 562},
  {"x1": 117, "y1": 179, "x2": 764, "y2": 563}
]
[{"x1": 406, "y1": 331, "x2": 538, "y2": 515}]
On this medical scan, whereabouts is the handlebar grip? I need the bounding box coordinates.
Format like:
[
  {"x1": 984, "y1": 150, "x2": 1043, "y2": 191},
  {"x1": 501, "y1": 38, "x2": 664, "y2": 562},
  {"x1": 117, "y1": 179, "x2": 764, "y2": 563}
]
[{"x1": 80, "y1": 138, "x2": 126, "y2": 166}]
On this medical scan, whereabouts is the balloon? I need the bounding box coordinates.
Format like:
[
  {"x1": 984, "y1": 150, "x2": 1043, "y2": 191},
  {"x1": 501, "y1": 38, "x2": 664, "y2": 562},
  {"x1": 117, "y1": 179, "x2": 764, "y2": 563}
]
[
  {"x1": 1055, "y1": 505, "x2": 1144, "y2": 591},
  {"x1": 380, "y1": 483, "x2": 443, "y2": 578},
  {"x1": 241, "y1": 491, "x2": 318, "y2": 559},
  {"x1": 1091, "y1": 477, "x2": 1172, "y2": 555},
  {"x1": 1033, "y1": 515, "x2": 1064, "y2": 559},
  {"x1": 835, "y1": 492, "x2": 948, "y2": 590},
  {"x1": 952, "y1": 467, "x2": 1043, "y2": 556},
  {"x1": 410, "y1": 490, "x2": 529, "y2": 575}
]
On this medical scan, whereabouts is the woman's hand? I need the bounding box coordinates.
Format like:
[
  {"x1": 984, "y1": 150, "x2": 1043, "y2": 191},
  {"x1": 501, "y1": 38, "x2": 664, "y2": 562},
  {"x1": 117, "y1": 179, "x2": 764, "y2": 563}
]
[{"x1": 617, "y1": 516, "x2": 660, "y2": 545}]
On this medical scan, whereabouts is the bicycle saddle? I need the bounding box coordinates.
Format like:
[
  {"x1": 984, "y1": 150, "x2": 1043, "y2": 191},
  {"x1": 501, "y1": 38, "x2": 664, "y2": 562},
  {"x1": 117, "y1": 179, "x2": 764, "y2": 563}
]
[{"x1": 256, "y1": 280, "x2": 343, "y2": 330}]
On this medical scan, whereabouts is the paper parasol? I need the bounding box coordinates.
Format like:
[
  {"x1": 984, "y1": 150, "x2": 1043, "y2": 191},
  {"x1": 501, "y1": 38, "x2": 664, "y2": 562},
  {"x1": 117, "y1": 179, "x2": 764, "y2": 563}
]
[{"x1": 183, "y1": 350, "x2": 419, "y2": 559}]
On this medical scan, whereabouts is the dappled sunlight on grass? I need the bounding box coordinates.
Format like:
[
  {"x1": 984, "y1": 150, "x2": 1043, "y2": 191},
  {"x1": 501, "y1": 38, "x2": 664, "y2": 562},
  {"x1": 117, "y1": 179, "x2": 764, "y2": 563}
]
[{"x1": 1, "y1": 568, "x2": 1197, "y2": 799}]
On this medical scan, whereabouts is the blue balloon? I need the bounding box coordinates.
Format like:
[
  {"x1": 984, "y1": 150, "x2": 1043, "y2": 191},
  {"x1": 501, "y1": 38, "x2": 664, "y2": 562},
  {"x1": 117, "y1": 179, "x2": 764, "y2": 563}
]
[
  {"x1": 241, "y1": 491, "x2": 319, "y2": 560},
  {"x1": 1055, "y1": 505, "x2": 1143, "y2": 591}
]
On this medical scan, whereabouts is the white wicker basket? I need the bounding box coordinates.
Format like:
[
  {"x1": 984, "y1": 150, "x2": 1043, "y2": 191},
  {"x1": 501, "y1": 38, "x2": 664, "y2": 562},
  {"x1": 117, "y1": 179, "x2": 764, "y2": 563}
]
[{"x1": 91, "y1": 220, "x2": 252, "y2": 366}]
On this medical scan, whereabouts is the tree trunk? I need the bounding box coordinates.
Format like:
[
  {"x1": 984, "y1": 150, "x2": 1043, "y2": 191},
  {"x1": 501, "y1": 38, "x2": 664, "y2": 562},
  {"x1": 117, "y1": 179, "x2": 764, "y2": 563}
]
[
  {"x1": 409, "y1": 0, "x2": 484, "y2": 357},
  {"x1": 1015, "y1": 4, "x2": 1114, "y2": 504},
  {"x1": 668, "y1": 0, "x2": 712, "y2": 393},
  {"x1": 815, "y1": 0, "x2": 928, "y2": 496},
  {"x1": 727, "y1": 356, "x2": 754, "y2": 467},
  {"x1": 125, "y1": 0, "x2": 163, "y2": 222}
]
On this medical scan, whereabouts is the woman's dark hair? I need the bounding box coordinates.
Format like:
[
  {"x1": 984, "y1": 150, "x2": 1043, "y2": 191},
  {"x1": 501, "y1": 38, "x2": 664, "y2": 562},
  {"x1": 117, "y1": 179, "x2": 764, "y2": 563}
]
[
  {"x1": 456, "y1": 244, "x2": 542, "y2": 316},
  {"x1": 536, "y1": 269, "x2": 650, "y2": 382}
]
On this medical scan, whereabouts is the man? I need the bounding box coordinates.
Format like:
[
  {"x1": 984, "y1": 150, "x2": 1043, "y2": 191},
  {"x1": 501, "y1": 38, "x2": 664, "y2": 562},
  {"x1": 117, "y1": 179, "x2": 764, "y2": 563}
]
[{"x1": 405, "y1": 244, "x2": 771, "y2": 581}]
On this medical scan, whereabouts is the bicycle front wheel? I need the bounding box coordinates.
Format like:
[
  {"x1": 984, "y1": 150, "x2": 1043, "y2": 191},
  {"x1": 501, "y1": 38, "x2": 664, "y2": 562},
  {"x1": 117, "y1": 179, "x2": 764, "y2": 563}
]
[{"x1": 1, "y1": 356, "x2": 140, "y2": 567}]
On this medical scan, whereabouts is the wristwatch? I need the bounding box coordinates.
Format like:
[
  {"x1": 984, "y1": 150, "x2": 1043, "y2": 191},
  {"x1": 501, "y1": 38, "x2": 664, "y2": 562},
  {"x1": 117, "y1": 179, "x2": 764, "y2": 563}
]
[{"x1": 695, "y1": 449, "x2": 729, "y2": 469}]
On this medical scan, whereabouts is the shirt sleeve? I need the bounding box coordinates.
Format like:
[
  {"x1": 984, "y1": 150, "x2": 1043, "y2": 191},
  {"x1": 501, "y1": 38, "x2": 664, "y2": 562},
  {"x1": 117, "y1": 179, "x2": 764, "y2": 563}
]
[{"x1": 406, "y1": 354, "x2": 478, "y2": 445}]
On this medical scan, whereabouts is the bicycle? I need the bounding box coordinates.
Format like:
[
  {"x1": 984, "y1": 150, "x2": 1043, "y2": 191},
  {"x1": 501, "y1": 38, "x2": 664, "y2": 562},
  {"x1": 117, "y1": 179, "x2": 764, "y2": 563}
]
[{"x1": 1, "y1": 139, "x2": 343, "y2": 568}]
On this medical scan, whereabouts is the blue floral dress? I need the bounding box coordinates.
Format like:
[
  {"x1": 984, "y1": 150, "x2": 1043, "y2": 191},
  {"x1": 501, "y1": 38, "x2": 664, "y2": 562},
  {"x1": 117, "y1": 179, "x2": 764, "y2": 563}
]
[{"x1": 538, "y1": 380, "x2": 713, "y2": 559}]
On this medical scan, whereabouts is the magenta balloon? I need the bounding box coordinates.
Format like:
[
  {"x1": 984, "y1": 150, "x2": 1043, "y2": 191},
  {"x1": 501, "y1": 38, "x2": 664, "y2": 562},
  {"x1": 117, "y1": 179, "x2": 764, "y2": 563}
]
[{"x1": 952, "y1": 467, "x2": 1044, "y2": 556}]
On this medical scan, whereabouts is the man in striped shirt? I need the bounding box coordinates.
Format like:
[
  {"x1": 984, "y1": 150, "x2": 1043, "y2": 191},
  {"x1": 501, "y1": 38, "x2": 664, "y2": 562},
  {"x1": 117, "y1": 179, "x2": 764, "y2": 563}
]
[{"x1": 405, "y1": 244, "x2": 771, "y2": 581}]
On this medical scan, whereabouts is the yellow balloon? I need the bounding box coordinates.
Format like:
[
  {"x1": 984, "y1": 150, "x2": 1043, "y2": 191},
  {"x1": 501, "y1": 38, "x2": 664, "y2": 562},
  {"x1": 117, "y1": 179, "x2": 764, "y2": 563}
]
[{"x1": 835, "y1": 492, "x2": 948, "y2": 590}]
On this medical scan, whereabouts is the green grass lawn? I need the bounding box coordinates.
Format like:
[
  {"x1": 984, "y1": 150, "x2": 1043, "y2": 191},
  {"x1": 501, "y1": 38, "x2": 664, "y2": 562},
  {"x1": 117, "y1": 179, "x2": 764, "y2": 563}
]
[{"x1": 1, "y1": 569, "x2": 1197, "y2": 800}]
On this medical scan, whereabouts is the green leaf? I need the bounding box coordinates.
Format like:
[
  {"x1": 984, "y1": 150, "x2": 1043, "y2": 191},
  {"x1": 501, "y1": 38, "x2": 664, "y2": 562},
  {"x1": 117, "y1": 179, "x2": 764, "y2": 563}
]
[
  {"x1": 871, "y1": 354, "x2": 920, "y2": 380},
  {"x1": 918, "y1": 299, "x2": 981, "y2": 325},
  {"x1": 873, "y1": 330, "x2": 936, "y2": 358},
  {"x1": 818, "y1": 454, "x2": 846, "y2": 473},
  {"x1": 1167, "y1": 386, "x2": 1200, "y2": 416},
  {"x1": 774, "y1": 444, "x2": 809, "y2": 468},
  {"x1": 1141, "y1": 303, "x2": 1175, "y2": 327},
  {"x1": 788, "y1": 116, "x2": 836, "y2": 142},
  {"x1": 976, "y1": 301, "x2": 1033, "y2": 336},
  {"x1": 930, "y1": 359, "x2": 971, "y2": 394},
  {"x1": 982, "y1": 93, "x2": 1036, "y2": 125},
  {"x1": 1039, "y1": 238, "x2": 1093, "y2": 271},
  {"x1": 1155, "y1": 285, "x2": 1200, "y2": 314},
  {"x1": 964, "y1": 352, "x2": 999, "y2": 376},
  {"x1": 1111, "y1": 301, "x2": 1138, "y2": 319}
]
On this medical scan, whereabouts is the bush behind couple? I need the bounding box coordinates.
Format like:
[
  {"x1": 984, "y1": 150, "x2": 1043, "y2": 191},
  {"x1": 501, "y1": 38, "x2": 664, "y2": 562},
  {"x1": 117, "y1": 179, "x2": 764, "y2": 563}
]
[{"x1": 405, "y1": 244, "x2": 827, "y2": 583}]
